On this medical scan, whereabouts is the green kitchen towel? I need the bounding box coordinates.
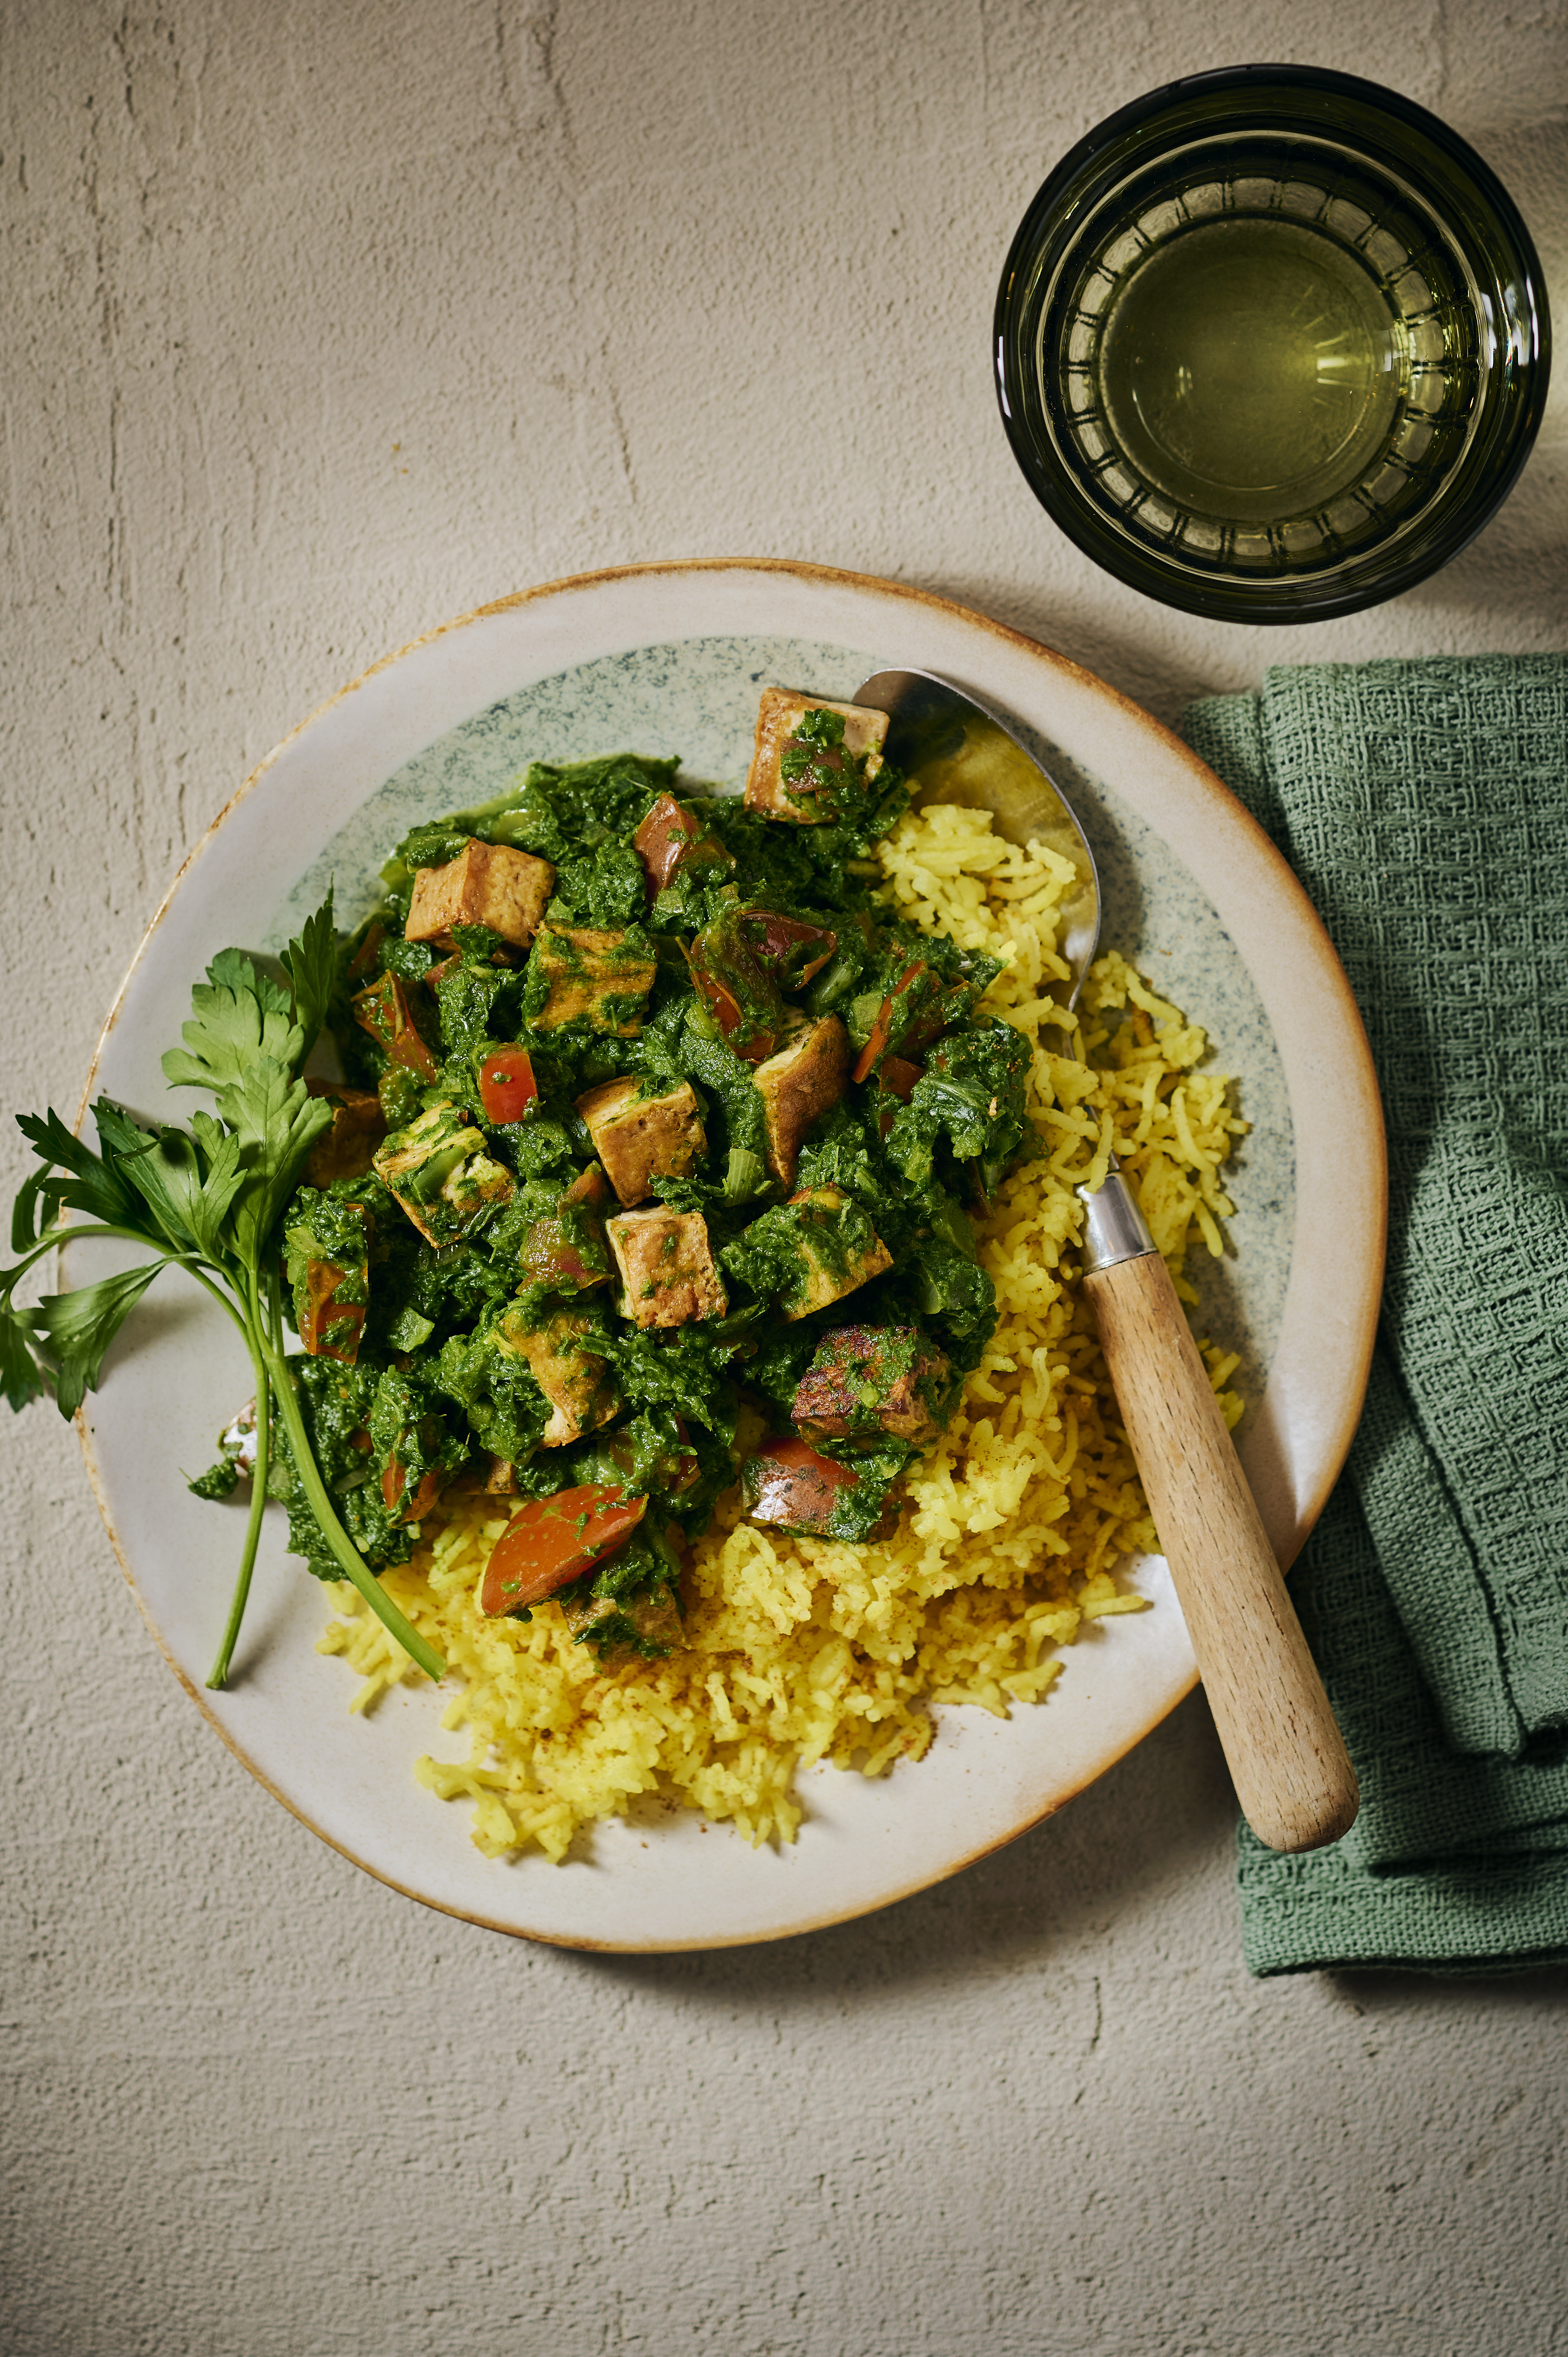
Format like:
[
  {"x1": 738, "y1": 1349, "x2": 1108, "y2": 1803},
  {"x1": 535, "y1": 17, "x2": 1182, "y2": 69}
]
[{"x1": 1181, "y1": 654, "x2": 1568, "y2": 1976}]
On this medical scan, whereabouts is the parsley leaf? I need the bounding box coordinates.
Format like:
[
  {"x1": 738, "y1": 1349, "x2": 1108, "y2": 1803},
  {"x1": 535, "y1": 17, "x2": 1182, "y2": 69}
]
[
  {"x1": 12, "y1": 1109, "x2": 143, "y2": 1245},
  {"x1": 280, "y1": 885, "x2": 337, "y2": 1066},
  {"x1": 0, "y1": 1301, "x2": 47, "y2": 1412},
  {"x1": 161, "y1": 946, "x2": 303, "y2": 1094},
  {"x1": 30, "y1": 1262, "x2": 167, "y2": 1419}
]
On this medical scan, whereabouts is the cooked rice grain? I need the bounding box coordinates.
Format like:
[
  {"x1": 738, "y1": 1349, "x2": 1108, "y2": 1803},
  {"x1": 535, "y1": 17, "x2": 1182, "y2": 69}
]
[{"x1": 318, "y1": 803, "x2": 1247, "y2": 1860}]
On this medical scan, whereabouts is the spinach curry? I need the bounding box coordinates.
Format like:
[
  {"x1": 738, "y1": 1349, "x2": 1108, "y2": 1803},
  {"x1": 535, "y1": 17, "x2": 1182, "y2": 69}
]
[{"x1": 200, "y1": 687, "x2": 1034, "y2": 1660}]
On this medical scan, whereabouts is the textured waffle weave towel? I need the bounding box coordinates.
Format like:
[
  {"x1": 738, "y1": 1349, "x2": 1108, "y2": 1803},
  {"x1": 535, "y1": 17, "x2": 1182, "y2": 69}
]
[{"x1": 1182, "y1": 654, "x2": 1568, "y2": 1975}]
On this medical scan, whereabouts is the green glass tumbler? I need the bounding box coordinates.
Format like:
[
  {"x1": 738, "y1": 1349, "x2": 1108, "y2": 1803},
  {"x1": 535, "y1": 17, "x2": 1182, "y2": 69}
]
[{"x1": 994, "y1": 66, "x2": 1550, "y2": 621}]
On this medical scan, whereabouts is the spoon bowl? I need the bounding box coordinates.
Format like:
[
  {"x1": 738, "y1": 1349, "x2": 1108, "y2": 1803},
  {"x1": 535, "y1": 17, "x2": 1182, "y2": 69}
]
[{"x1": 855, "y1": 666, "x2": 1101, "y2": 1003}]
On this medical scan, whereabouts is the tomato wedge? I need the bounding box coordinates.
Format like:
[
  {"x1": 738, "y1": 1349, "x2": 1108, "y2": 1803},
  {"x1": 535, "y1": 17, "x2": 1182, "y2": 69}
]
[
  {"x1": 347, "y1": 921, "x2": 386, "y2": 980},
  {"x1": 351, "y1": 970, "x2": 440, "y2": 1083},
  {"x1": 381, "y1": 1459, "x2": 447, "y2": 1526},
  {"x1": 850, "y1": 962, "x2": 924, "y2": 1084},
  {"x1": 736, "y1": 910, "x2": 838, "y2": 992},
  {"x1": 632, "y1": 794, "x2": 733, "y2": 896},
  {"x1": 480, "y1": 1483, "x2": 648, "y2": 1617},
  {"x1": 874, "y1": 1052, "x2": 924, "y2": 1138},
  {"x1": 878, "y1": 1054, "x2": 922, "y2": 1104},
  {"x1": 603, "y1": 1418, "x2": 701, "y2": 1496},
  {"x1": 686, "y1": 933, "x2": 778, "y2": 1063},
  {"x1": 475, "y1": 1044, "x2": 539, "y2": 1126},
  {"x1": 298, "y1": 1258, "x2": 366, "y2": 1364}
]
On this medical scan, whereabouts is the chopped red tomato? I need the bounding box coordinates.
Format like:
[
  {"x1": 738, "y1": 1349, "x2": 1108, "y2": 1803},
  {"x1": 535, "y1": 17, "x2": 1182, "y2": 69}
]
[
  {"x1": 347, "y1": 922, "x2": 386, "y2": 980},
  {"x1": 735, "y1": 910, "x2": 838, "y2": 992},
  {"x1": 851, "y1": 962, "x2": 926, "y2": 1084},
  {"x1": 685, "y1": 905, "x2": 837, "y2": 1065},
  {"x1": 298, "y1": 1259, "x2": 365, "y2": 1364},
  {"x1": 381, "y1": 1459, "x2": 447, "y2": 1526},
  {"x1": 851, "y1": 964, "x2": 966, "y2": 1085},
  {"x1": 874, "y1": 1052, "x2": 924, "y2": 1138},
  {"x1": 351, "y1": 971, "x2": 440, "y2": 1082},
  {"x1": 685, "y1": 932, "x2": 778, "y2": 1063},
  {"x1": 514, "y1": 1164, "x2": 611, "y2": 1293},
  {"x1": 480, "y1": 1483, "x2": 649, "y2": 1618},
  {"x1": 632, "y1": 795, "x2": 733, "y2": 897},
  {"x1": 475, "y1": 1044, "x2": 539, "y2": 1126}
]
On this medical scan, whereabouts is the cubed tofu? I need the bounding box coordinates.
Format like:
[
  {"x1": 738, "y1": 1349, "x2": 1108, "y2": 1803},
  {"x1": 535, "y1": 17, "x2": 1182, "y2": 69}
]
[
  {"x1": 373, "y1": 1100, "x2": 514, "y2": 1247},
  {"x1": 744, "y1": 689, "x2": 889, "y2": 824},
  {"x1": 405, "y1": 838, "x2": 555, "y2": 949},
  {"x1": 607, "y1": 1207, "x2": 728, "y2": 1329},
  {"x1": 527, "y1": 926, "x2": 657, "y2": 1035},
  {"x1": 495, "y1": 1306, "x2": 621, "y2": 1447},
  {"x1": 780, "y1": 1187, "x2": 894, "y2": 1321},
  {"x1": 753, "y1": 1015, "x2": 851, "y2": 1185},
  {"x1": 792, "y1": 1325, "x2": 949, "y2": 1444},
  {"x1": 304, "y1": 1081, "x2": 387, "y2": 1187},
  {"x1": 576, "y1": 1076, "x2": 708, "y2": 1206}
]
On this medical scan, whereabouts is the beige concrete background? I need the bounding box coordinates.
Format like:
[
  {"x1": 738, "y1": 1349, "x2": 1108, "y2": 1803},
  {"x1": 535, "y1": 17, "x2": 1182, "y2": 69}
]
[{"x1": 4, "y1": 4, "x2": 1566, "y2": 2352}]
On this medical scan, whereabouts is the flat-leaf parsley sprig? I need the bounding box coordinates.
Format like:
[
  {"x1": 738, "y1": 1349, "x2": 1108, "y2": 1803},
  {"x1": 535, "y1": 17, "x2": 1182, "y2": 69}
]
[{"x1": 1, "y1": 894, "x2": 446, "y2": 1691}]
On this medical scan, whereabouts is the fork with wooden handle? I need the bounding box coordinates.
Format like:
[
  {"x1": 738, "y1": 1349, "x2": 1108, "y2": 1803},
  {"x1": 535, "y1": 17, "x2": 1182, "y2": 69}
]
[{"x1": 1081, "y1": 1168, "x2": 1359, "y2": 1852}]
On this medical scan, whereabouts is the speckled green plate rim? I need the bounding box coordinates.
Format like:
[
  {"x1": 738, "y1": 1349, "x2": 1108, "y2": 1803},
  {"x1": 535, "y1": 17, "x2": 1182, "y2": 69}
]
[{"x1": 73, "y1": 559, "x2": 1386, "y2": 1952}]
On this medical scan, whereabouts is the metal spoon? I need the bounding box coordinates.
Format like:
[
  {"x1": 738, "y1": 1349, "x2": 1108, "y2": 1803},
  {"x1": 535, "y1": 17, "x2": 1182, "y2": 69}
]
[{"x1": 855, "y1": 666, "x2": 1358, "y2": 1854}]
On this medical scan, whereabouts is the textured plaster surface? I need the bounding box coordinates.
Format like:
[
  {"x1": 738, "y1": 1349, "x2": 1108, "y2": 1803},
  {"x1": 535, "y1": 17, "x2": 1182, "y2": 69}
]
[{"x1": 2, "y1": 4, "x2": 1566, "y2": 2353}]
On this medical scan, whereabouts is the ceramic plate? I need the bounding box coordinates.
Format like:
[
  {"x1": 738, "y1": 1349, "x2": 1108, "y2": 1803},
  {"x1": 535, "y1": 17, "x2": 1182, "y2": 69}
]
[{"x1": 78, "y1": 561, "x2": 1384, "y2": 1950}]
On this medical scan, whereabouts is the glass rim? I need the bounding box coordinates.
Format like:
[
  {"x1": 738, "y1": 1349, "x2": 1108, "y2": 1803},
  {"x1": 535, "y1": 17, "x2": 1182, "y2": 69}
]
[{"x1": 994, "y1": 64, "x2": 1552, "y2": 624}]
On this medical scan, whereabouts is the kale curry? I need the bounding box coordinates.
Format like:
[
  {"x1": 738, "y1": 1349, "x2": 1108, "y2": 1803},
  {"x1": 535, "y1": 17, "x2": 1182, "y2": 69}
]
[{"x1": 198, "y1": 687, "x2": 1035, "y2": 1659}]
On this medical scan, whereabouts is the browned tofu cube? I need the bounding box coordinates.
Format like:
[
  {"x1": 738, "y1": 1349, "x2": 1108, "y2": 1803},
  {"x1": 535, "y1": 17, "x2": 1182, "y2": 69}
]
[
  {"x1": 744, "y1": 689, "x2": 890, "y2": 824},
  {"x1": 494, "y1": 1306, "x2": 621, "y2": 1447},
  {"x1": 781, "y1": 1187, "x2": 894, "y2": 1320},
  {"x1": 607, "y1": 1208, "x2": 728, "y2": 1329},
  {"x1": 527, "y1": 926, "x2": 658, "y2": 1035},
  {"x1": 372, "y1": 1101, "x2": 514, "y2": 1248},
  {"x1": 753, "y1": 1015, "x2": 850, "y2": 1186},
  {"x1": 304, "y1": 1081, "x2": 387, "y2": 1187},
  {"x1": 792, "y1": 1325, "x2": 950, "y2": 1444},
  {"x1": 575, "y1": 1076, "x2": 708, "y2": 1206},
  {"x1": 405, "y1": 838, "x2": 556, "y2": 949}
]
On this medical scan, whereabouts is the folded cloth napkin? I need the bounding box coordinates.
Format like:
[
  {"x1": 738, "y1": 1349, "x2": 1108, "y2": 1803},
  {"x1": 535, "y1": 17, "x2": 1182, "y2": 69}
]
[{"x1": 1181, "y1": 654, "x2": 1568, "y2": 1976}]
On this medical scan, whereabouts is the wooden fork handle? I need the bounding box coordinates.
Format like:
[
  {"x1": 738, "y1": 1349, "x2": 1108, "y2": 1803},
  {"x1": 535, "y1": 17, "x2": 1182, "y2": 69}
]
[{"x1": 1084, "y1": 1238, "x2": 1359, "y2": 1854}]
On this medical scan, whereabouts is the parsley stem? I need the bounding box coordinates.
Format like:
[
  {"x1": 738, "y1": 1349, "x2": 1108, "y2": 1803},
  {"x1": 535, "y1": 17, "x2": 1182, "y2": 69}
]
[
  {"x1": 259, "y1": 1308, "x2": 446, "y2": 1685},
  {"x1": 4, "y1": 1220, "x2": 209, "y2": 1288},
  {"x1": 205, "y1": 1317, "x2": 273, "y2": 1691}
]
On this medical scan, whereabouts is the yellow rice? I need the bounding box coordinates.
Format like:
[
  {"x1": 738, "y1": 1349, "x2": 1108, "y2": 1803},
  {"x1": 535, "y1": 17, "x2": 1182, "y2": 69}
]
[{"x1": 318, "y1": 803, "x2": 1247, "y2": 1861}]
